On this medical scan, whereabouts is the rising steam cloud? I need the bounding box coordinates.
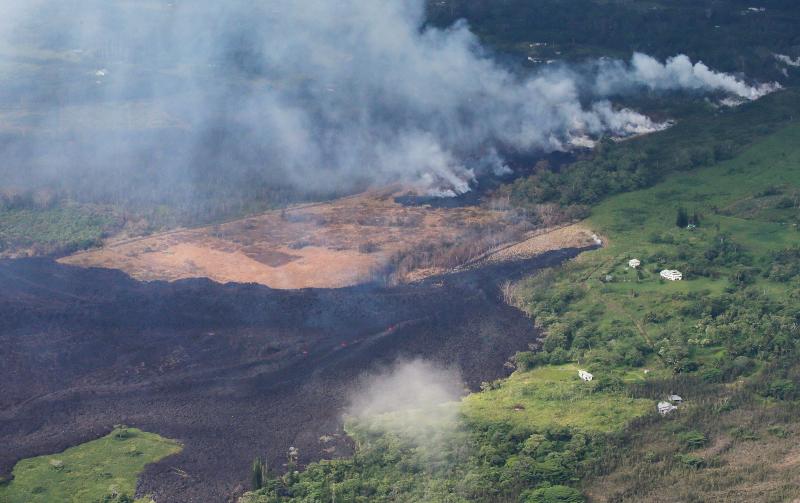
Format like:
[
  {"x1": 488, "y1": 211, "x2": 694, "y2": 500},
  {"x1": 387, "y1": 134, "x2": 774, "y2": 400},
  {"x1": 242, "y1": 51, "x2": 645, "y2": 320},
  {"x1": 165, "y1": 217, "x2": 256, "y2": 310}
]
[
  {"x1": 346, "y1": 359, "x2": 465, "y2": 457},
  {"x1": 0, "y1": 0, "x2": 780, "y2": 199},
  {"x1": 347, "y1": 359, "x2": 464, "y2": 419}
]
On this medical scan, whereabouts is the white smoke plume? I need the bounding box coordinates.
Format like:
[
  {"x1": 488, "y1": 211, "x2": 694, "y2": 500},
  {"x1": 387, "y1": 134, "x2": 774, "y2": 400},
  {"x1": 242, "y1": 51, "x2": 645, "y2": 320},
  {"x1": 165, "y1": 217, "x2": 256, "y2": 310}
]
[
  {"x1": 0, "y1": 1, "x2": 781, "y2": 200},
  {"x1": 343, "y1": 359, "x2": 471, "y2": 470},
  {"x1": 774, "y1": 54, "x2": 800, "y2": 68},
  {"x1": 345, "y1": 359, "x2": 465, "y2": 445},
  {"x1": 347, "y1": 359, "x2": 464, "y2": 419},
  {"x1": 595, "y1": 53, "x2": 781, "y2": 100}
]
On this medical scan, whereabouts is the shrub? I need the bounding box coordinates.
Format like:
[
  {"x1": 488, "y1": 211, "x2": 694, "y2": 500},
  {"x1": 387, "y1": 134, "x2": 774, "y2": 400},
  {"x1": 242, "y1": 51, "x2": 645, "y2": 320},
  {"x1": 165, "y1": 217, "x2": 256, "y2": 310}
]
[
  {"x1": 763, "y1": 378, "x2": 796, "y2": 400},
  {"x1": 514, "y1": 351, "x2": 539, "y2": 371},
  {"x1": 593, "y1": 374, "x2": 625, "y2": 393},
  {"x1": 700, "y1": 367, "x2": 723, "y2": 383},
  {"x1": 676, "y1": 207, "x2": 689, "y2": 228},
  {"x1": 675, "y1": 454, "x2": 705, "y2": 469},
  {"x1": 730, "y1": 427, "x2": 759, "y2": 441},
  {"x1": 768, "y1": 426, "x2": 789, "y2": 438},
  {"x1": 548, "y1": 348, "x2": 569, "y2": 365},
  {"x1": 713, "y1": 141, "x2": 737, "y2": 160},
  {"x1": 358, "y1": 241, "x2": 380, "y2": 253},
  {"x1": 757, "y1": 185, "x2": 783, "y2": 197},
  {"x1": 113, "y1": 429, "x2": 133, "y2": 441},
  {"x1": 679, "y1": 430, "x2": 708, "y2": 450},
  {"x1": 522, "y1": 485, "x2": 584, "y2": 503}
]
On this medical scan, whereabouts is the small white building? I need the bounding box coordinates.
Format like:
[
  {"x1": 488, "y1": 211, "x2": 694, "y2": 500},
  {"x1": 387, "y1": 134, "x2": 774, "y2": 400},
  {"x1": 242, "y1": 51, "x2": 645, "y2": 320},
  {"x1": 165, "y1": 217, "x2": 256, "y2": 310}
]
[
  {"x1": 660, "y1": 269, "x2": 683, "y2": 281},
  {"x1": 578, "y1": 370, "x2": 593, "y2": 382},
  {"x1": 658, "y1": 401, "x2": 678, "y2": 415},
  {"x1": 669, "y1": 394, "x2": 683, "y2": 403},
  {"x1": 628, "y1": 258, "x2": 641, "y2": 269}
]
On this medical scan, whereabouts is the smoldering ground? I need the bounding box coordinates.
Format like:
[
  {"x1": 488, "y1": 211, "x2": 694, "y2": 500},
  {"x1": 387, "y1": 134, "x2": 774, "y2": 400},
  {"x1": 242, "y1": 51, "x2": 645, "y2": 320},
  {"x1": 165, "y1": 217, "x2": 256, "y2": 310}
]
[
  {"x1": 0, "y1": 0, "x2": 778, "y2": 205},
  {"x1": 345, "y1": 359, "x2": 469, "y2": 466},
  {"x1": 347, "y1": 359, "x2": 464, "y2": 418}
]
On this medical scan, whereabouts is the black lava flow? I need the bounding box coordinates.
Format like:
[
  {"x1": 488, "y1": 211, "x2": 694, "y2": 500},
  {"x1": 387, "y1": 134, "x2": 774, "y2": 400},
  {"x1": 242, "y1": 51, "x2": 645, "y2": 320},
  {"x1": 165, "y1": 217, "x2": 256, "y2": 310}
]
[{"x1": 0, "y1": 247, "x2": 586, "y2": 502}]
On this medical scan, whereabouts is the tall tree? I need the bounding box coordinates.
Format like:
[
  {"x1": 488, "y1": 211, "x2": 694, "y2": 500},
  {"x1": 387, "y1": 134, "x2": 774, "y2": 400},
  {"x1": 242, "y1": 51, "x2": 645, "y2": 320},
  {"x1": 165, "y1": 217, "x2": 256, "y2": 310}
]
[
  {"x1": 251, "y1": 457, "x2": 268, "y2": 490},
  {"x1": 676, "y1": 207, "x2": 689, "y2": 228}
]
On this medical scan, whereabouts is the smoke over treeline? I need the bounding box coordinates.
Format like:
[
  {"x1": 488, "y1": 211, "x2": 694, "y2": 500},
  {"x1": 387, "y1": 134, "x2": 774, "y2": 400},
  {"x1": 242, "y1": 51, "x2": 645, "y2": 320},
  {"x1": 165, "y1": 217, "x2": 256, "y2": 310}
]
[
  {"x1": 0, "y1": 0, "x2": 778, "y2": 207},
  {"x1": 346, "y1": 359, "x2": 465, "y2": 448}
]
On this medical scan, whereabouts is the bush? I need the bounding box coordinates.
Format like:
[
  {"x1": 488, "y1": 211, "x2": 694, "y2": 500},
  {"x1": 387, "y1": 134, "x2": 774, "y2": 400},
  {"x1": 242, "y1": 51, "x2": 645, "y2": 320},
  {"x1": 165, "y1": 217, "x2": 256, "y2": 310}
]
[
  {"x1": 522, "y1": 485, "x2": 584, "y2": 503},
  {"x1": 730, "y1": 427, "x2": 759, "y2": 441},
  {"x1": 724, "y1": 356, "x2": 755, "y2": 379},
  {"x1": 676, "y1": 207, "x2": 689, "y2": 228},
  {"x1": 700, "y1": 367, "x2": 723, "y2": 383},
  {"x1": 675, "y1": 454, "x2": 705, "y2": 469},
  {"x1": 593, "y1": 374, "x2": 625, "y2": 393},
  {"x1": 679, "y1": 430, "x2": 708, "y2": 450},
  {"x1": 548, "y1": 348, "x2": 570, "y2": 365},
  {"x1": 358, "y1": 241, "x2": 381, "y2": 253},
  {"x1": 713, "y1": 141, "x2": 737, "y2": 161},
  {"x1": 514, "y1": 351, "x2": 541, "y2": 371},
  {"x1": 768, "y1": 426, "x2": 789, "y2": 438},
  {"x1": 113, "y1": 429, "x2": 133, "y2": 441},
  {"x1": 763, "y1": 378, "x2": 796, "y2": 400}
]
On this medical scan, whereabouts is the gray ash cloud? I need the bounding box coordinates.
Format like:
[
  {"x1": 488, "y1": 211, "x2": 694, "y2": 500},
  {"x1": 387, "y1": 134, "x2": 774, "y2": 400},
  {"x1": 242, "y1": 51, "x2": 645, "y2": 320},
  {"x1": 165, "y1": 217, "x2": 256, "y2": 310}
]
[{"x1": 0, "y1": 1, "x2": 778, "y2": 201}]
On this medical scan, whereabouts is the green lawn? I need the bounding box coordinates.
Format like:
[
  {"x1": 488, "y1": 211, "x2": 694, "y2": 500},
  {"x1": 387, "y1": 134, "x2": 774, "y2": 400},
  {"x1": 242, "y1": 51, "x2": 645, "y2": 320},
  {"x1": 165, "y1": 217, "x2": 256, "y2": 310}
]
[
  {"x1": 580, "y1": 123, "x2": 800, "y2": 316},
  {"x1": 463, "y1": 364, "x2": 651, "y2": 433},
  {"x1": 589, "y1": 123, "x2": 800, "y2": 256},
  {"x1": 0, "y1": 428, "x2": 182, "y2": 503}
]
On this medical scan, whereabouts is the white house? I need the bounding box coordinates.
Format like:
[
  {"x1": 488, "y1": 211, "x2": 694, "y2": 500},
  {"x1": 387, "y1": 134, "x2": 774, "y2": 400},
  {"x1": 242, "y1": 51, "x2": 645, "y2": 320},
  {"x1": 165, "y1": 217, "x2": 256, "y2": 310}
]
[
  {"x1": 657, "y1": 401, "x2": 678, "y2": 415},
  {"x1": 578, "y1": 370, "x2": 593, "y2": 382},
  {"x1": 660, "y1": 269, "x2": 683, "y2": 281},
  {"x1": 669, "y1": 394, "x2": 683, "y2": 403},
  {"x1": 628, "y1": 258, "x2": 641, "y2": 269}
]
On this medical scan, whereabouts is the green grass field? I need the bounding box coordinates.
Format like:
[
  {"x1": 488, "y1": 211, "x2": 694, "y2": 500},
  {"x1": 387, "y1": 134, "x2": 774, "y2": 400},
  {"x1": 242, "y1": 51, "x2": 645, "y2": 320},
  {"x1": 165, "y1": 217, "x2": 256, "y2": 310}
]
[
  {"x1": 0, "y1": 428, "x2": 181, "y2": 503},
  {"x1": 463, "y1": 364, "x2": 651, "y2": 433},
  {"x1": 589, "y1": 124, "x2": 800, "y2": 254}
]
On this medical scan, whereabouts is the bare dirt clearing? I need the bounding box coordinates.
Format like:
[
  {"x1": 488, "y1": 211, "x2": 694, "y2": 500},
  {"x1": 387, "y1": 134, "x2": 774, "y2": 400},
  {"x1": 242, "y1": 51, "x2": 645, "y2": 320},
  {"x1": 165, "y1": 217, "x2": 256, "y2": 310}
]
[
  {"x1": 59, "y1": 189, "x2": 594, "y2": 289},
  {"x1": 59, "y1": 189, "x2": 509, "y2": 288}
]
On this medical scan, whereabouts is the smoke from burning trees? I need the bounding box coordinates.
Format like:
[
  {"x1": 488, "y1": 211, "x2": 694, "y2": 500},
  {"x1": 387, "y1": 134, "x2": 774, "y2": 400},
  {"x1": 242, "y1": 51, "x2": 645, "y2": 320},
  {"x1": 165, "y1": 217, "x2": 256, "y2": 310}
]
[{"x1": 0, "y1": 0, "x2": 779, "y2": 210}]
